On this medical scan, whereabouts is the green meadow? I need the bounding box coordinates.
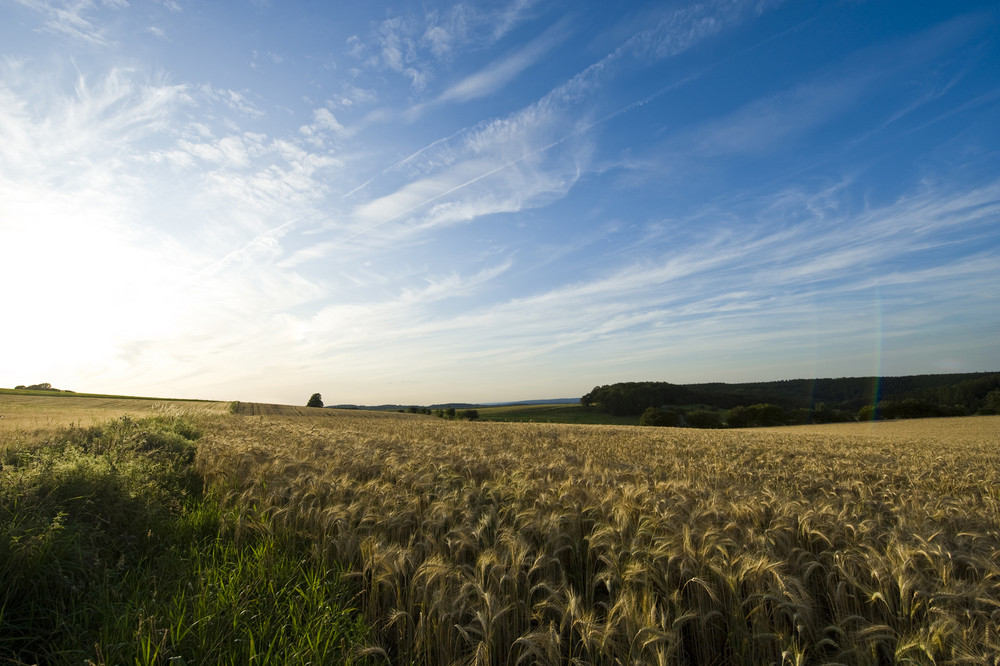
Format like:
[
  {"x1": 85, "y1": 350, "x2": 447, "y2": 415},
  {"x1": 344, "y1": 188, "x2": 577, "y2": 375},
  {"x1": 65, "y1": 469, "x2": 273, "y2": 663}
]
[{"x1": 476, "y1": 403, "x2": 640, "y2": 424}]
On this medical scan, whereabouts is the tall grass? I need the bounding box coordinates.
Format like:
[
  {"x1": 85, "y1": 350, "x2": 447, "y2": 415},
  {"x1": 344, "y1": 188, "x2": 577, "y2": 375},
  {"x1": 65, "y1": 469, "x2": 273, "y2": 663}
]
[
  {"x1": 0, "y1": 415, "x2": 369, "y2": 665},
  {"x1": 197, "y1": 414, "x2": 1000, "y2": 665}
]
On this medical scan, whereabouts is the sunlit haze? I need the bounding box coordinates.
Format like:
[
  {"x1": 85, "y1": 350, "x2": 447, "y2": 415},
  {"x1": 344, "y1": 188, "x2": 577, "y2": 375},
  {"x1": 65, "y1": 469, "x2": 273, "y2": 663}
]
[{"x1": 2, "y1": 0, "x2": 998, "y2": 405}]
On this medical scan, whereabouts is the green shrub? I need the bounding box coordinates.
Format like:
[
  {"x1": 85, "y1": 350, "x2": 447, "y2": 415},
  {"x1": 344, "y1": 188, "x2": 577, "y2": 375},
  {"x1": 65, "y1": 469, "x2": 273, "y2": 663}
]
[
  {"x1": 685, "y1": 410, "x2": 723, "y2": 428},
  {"x1": 639, "y1": 406, "x2": 682, "y2": 427},
  {"x1": 726, "y1": 403, "x2": 787, "y2": 427}
]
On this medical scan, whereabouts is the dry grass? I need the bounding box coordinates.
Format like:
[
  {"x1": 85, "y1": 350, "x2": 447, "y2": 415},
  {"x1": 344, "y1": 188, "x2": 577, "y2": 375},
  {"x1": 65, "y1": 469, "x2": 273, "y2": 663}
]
[
  {"x1": 196, "y1": 412, "x2": 1000, "y2": 665},
  {"x1": 0, "y1": 394, "x2": 230, "y2": 445},
  {"x1": 756, "y1": 415, "x2": 1000, "y2": 443},
  {"x1": 229, "y1": 401, "x2": 414, "y2": 418}
]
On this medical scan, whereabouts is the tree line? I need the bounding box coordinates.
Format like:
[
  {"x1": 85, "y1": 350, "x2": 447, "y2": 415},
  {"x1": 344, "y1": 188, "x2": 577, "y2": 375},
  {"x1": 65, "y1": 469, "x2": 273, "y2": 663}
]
[
  {"x1": 584, "y1": 373, "x2": 1000, "y2": 428},
  {"x1": 401, "y1": 406, "x2": 479, "y2": 420}
]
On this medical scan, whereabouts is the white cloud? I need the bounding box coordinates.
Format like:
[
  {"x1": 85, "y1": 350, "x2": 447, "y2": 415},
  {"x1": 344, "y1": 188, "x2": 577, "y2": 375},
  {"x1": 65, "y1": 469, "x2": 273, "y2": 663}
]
[
  {"x1": 13, "y1": 0, "x2": 116, "y2": 45},
  {"x1": 686, "y1": 78, "x2": 864, "y2": 156},
  {"x1": 3, "y1": 2, "x2": 995, "y2": 403},
  {"x1": 0, "y1": 64, "x2": 188, "y2": 180},
  {"x1": 423, "y1": 24, "x2": 455, "y2": 59},
  {"x1": 294, "y1": 175, "x2": 999, "y2": 393},
  {"x1": 199, "y1": 85, "x2": 266, "y2": 119},
  {"x1": 491, "y1": 0, "x2": 539, "y2": 41},
  {"x1": 335, "y1": 83, "x2": 377, "y2": 107},
  {"x1": 340, "y1": 124, "x2": 585, "y2": 247},
  {"x1": 0, "y1": 60, "x2": 349, "y2": 397},
  {"x1": 308, "y1": 107, "x2": 345, "y2": 134},
  {"x1": 621, "y1": 0, "x2": 748, "y2": 61},
  {"x1": 175, "y1": 133, "x2": 263, "y2": 167},
  {"x1": 436, "y1": 23, "x2": 566, "y2": 104},
  {"x1": 348, "y1": 0, "x2": 551, "y2": 93},
  {"x1": 317, "y1": 0, "x2": 769, "y2": 258}
]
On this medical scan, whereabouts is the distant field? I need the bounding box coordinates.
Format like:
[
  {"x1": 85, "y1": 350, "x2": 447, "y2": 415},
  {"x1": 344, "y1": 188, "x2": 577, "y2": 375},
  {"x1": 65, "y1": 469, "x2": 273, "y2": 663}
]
[
  {"x1": 229, "y1": 401, "x2": 415, "y2": 418},
  {"x1": 477, "y1": 402, "x2": 641, "y2": 424},
  {"x1": 0, "y1": 392, "x2": 229, "y2": 438},
  {"x1": 230, "y1": 401, "x2": 323, "y2": 417},
  {"x1": 0, "y1": 394, "x2": 411, "y2": 435},
  {"x1": 0, "y1": 387, "x2": 216, "y2": 401},
  {"x1": 753, "y1": 415, "x2": 1000, "y2": 442},
  {"x1": 476, "y1": 402, "x2": 729, "y2": 425}
]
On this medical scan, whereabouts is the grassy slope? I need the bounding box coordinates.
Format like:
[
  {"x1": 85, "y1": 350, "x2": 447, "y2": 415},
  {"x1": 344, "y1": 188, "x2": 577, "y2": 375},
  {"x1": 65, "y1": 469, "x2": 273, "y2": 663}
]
[
  {"x1": 0, "y1": 393, "x2": 230, "y2": 438},
  {"x1": 0, "y1": 406, "x2": 370, "y2": 665},
  {"x1": 0, "y1": 387, "x2": 217, "y2": 401}
]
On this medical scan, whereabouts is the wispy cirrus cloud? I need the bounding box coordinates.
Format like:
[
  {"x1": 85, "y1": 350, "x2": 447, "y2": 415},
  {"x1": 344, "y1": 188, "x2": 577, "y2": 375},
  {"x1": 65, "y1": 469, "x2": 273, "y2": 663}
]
[
  {"x1": 0, "y1": 63, "x2": 188, "y2": 185},
  {"x1": 670, "y1": 13, "x2": 990, "y2": 162},
  {"x1": 326, "y1": 0, "x2": 768, "y2": 254},
  {"x1": 306, "y1": 176, "x2": 998, "y2": 387},
  {"x1": 347, "y1": 0, "x2": 551, "y2": 93},
  {"x1": 3, "y1": 1, "x2": 996, "y2": 403},
  {"x1": 199, "y1": 85, "x2": 266, "y2": 119},
  {"x1": 12, "y1": 0, "x2": 122, "y2": 46},
  {"x1": 0, "y1": 62, "x2": 336, "y2": 377},
  {"x1": 436, "y1": 21, "x2": 567, "y2": 104}
]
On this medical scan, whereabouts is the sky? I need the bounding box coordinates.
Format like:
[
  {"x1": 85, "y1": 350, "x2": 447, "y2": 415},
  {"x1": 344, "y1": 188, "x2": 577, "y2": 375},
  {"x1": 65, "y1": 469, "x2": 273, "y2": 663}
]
[{"x1": 1, "y1": 0, "x2": 999, "y2": 406}]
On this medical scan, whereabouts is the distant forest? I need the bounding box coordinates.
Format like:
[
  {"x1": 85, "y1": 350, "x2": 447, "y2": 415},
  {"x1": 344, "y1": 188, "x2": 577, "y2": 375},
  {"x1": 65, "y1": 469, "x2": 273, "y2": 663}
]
[{"x1": 582, "y1": 372, "x2": 1000, "y2": 426}]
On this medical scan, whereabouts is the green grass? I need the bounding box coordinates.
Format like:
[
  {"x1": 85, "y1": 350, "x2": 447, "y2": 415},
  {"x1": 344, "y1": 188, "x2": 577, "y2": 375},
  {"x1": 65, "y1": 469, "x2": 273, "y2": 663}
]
[
  {"x1": 0, "y1": 415, "x2": 370, "y2": 665},
  {"x1": 476, "y1": 403, "x2": 642, "y2": 425},
  {"x1": 476, "y1": 403, "x2": 730, "y2": 426}
]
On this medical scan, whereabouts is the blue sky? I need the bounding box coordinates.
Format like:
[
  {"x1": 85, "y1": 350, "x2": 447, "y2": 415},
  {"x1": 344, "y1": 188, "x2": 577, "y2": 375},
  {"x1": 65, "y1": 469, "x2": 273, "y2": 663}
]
[{"x1": 2, "y1": 0, "x2": 998, "y2": 405}]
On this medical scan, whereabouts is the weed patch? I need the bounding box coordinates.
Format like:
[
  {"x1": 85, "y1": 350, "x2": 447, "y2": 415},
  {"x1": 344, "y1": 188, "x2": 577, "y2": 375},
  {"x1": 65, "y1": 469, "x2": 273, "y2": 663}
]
[{"x1": 0, "y1": 415, "x2": 369, "y2": 665}]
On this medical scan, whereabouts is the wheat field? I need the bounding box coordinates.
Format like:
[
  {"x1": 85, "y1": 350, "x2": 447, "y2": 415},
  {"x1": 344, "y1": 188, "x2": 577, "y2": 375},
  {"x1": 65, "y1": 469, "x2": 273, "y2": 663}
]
[
  {"x1": 195, "y1": 412, "x2": 1000, "y2": 665},
  {"x1": 0, "y1": 394, "x2": 230, "y2": 444}
]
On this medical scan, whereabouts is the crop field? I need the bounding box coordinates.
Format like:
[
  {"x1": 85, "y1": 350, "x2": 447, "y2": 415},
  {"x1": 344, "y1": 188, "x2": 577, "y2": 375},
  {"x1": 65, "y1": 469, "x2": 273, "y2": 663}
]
[
  {"x1": 197, "y1": 411, "x2": 1000, "y2": 665},
  {"x1": 4, "y1": 393, "x2": 999, "y2": 664},
  {"x1": 477, "y1": 403, "x2": 641, "y2": 425},
  {"x1": 0, "y1": 393, "x2": 229, "y2": 441}
]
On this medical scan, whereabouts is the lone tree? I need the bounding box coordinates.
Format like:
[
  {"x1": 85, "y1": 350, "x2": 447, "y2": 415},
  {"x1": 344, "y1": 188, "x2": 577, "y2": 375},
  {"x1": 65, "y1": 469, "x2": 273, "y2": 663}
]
[{"x1": 307, "y1": 393, "x2": 324, "y2": 408}]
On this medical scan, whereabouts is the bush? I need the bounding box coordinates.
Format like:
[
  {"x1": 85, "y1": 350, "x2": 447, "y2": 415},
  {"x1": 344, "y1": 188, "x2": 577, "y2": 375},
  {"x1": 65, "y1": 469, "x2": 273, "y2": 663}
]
[
  {"x1": 0, "y1": 417, "x2": 203, "y2": 659},
  {"x1": 685, "y1": 410, "x2": 723, "y2": 428},
  {"x1": 726, "y1": 404, "x2": 787, "y2": 427},
  {"x1": 639, "y1": 407, "x2": 682, "y2": 427},
  {"x1": 981, "y1": 389, "x2": 1000, "y2": 415}
]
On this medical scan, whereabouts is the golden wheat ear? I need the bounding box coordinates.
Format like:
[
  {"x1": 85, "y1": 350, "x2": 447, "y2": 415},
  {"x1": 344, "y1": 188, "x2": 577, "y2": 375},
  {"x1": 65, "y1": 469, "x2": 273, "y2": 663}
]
[{"x1": 197, "y1": 411, "x2": 1000, "y2": 665}]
